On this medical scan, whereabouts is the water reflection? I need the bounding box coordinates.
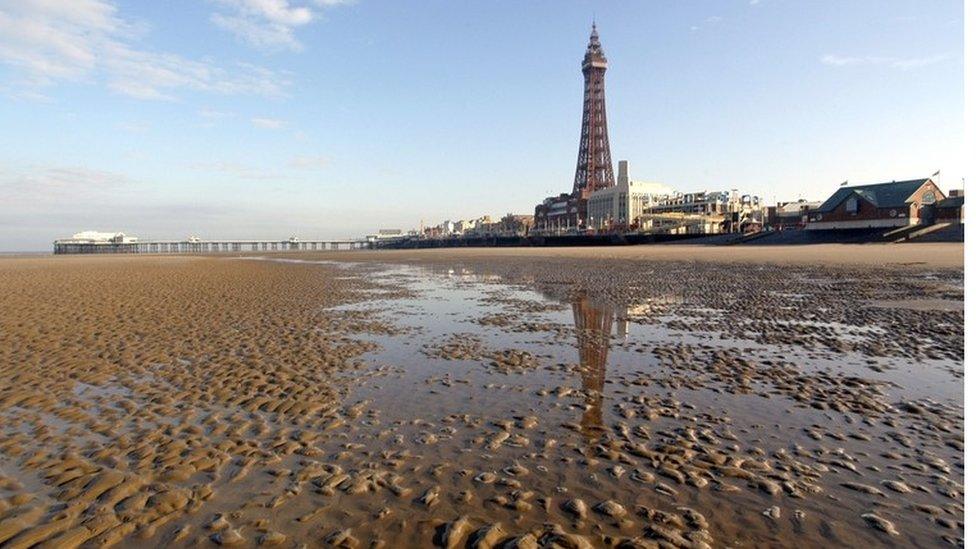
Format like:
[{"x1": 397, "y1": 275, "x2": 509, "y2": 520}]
[
  {"x1": 397, "y1": 263, "x2": 626, "y2": 444},
  {"x1": 571, "y1": 292, "x2": 625, "y2": 444}
]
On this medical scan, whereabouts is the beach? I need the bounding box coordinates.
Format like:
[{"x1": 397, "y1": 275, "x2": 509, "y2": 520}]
[{"x1": 0, "y1": 243, "x2": 963, "y2": 548}]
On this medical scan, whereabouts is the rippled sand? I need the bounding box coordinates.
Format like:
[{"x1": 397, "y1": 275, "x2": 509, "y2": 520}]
[{"x1": 0, "y1": 248, "x2": 963, "y2": 548}]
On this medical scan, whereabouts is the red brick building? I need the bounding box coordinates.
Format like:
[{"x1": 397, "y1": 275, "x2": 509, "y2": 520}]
[{"x1": 806, "y1": 178, "x2": 945, "y2": 230}]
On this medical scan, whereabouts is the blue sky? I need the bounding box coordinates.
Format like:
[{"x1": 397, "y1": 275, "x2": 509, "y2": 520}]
[{"x1": 0, "y1": 0, "x2": 964, "y2": 250}]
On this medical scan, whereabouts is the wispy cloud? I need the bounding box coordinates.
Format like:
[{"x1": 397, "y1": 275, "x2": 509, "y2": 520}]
[
  {"x1": 0, "y1": 0, "x2": 290, "y2": 100},
  {"x1": 210, "y1": 0, "x2": 355, "y2": 51},
  {"x1": 313, "y1": 0, "x2": 357, "y2": 6},
  {"x1": 199, "y1": 108, "x2": 235, "y2": 119},
  {"x1": 0, "y1": 165, "x2": 135, "y2": 204},
  {"x1": 820, "y1": 53, "x2": 952, "y2": 70},
  {"x1": 289, "y1": 154, "x2": 329, "y2": 169},
  {"x1": 188, "y1": 154, "x2": 329, "y2": 179},
  {"x1": 251, "y1": 116, "x2": 285, "y2": 129},
  {"x1": 117, "y1": 120, "x2": 150, "y2": 133},
  {"x1": 188, "y1": 160, "x2": 286, "y2": 180},
  {"x1": 691, "y1": 14, "x2": 722, "y2": 31}
]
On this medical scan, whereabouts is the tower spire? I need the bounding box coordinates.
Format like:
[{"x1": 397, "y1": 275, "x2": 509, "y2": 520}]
[{"x1": 586, "y1": 22, "x2": 605, "y2": 64}]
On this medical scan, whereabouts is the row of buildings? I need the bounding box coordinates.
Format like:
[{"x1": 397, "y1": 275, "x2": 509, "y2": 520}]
[
  {"x1": 421, "y1": 213, "x2": 536, "y2": 238},
  {"x1": 413, "y1": 25, "x2": 963, "y2": 241},
  {"x1": 546, "y1": 158, "x2": 765, "y2": 235},
  {"x1": 418, "y1": 173, "x2": 964, "y2": 241}
]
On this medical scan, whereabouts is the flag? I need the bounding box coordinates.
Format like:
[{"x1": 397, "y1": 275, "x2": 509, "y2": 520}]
[
  {"x1": 932, "y1": 170, "x2": 940, "y2": 177},
  {"x1": 840, "y1": 180, "x2": 848, "y2": 186}
]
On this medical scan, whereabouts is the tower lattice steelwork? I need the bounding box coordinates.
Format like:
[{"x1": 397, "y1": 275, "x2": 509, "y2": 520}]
[{"x1": 572, "y1": 24, "x2": 614, "y2": 200}]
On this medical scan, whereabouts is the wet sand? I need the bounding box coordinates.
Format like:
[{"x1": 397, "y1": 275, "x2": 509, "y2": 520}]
[{"x1": 0, "y1": 246, "x2": 963, "y2": 548}]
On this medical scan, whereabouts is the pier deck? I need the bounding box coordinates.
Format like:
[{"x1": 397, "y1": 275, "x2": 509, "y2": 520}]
[{"x1": 53, "y1": 239, "x2": 371, "y2": 255}]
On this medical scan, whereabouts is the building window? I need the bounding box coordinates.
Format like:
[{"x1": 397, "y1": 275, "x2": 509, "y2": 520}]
[
  {"x1": 845, "y1": 197, "x2": 858, "y2": 213},
  {"x1": 921, "y1": 191, "x2": 936, "y2": 204}
]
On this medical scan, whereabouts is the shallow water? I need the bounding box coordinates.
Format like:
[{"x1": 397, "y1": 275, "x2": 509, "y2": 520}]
[{"x1": 248, "y1": 259, "x2": 963, "y2": 547}]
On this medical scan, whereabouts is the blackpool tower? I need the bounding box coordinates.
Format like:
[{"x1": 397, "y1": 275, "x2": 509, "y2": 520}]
[
  {"x1": 572, "y1": 23, "x2": 614, "y2": 200},
  {"x1": 534, "y1": 24, "x2": 616, "y2": 231}
]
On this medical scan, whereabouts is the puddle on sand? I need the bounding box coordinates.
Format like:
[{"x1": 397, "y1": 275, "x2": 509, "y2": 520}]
[{"x1": 261, "y1": 260, "x2": 961, "y2": 548}]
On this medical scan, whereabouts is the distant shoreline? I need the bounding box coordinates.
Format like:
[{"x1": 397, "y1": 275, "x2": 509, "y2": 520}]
[{"x1": 0, "y1": 251, "x2": 51, "y2": 256}]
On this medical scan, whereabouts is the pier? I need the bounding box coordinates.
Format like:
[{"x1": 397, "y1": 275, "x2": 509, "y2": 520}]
[{"x1": 53, "y1": 237, "x2": 371, "y2": 255}]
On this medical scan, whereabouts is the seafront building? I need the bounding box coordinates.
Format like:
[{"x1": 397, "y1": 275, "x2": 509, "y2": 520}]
[
  {"x1": 368, "y1": 229, "x2": 407, "y2": 240},
  {"x1": 934, "y1": 190, "x2": 965, "y2": 224},
  {"x1": 638, "y1": 190, "x2": 764, "y2": 235},
  {"x1": 766, "y1": 199, "x2": 823, "y2": 230},
  {"x1": 806, "y1": 178, "x2": 956, "y2": 230},
  {"x1": 586, "y1": 161, "x2": 673, "y2": 230},
  {"x1": 487, "y1": 214, "x2": 535, "y2": 236},
  {"x1": 57, "y1": 231, "x2": 139, "y2": 245},
  {"x1": 424, "y1": 213, "x2": 534, "y2": 238}
]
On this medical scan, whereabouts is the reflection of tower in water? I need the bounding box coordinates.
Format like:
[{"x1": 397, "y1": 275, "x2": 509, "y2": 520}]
[{"x1": 571, "y1": 293, "x2": 616, "y2": 443}]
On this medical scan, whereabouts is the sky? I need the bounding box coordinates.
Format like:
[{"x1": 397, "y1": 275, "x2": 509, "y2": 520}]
[{"x1": 0, "y1": 0, "x2": 965, "y2": 251}]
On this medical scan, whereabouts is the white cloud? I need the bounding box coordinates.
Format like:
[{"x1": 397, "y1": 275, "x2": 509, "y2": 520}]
[
  {"x1": 820, "y1": 53, "x2": 952, "y2": 70},
  {"x1": 289, "y1": 154, "x2": 329, "y2": 169},
  {"x1": 0, "y1": 0, "x2": 289, "y2": 100},
  {"x1": 890, "y1": 54, "x2": 953, "y2": 70},
  {"x1": 251, "y1": 116, "x2": 285, "y2": 129},
  {"x1": 210, "y1": 0, "x2": 353, "y2": 51},
  {"x1": 211, "y1": 11, "x2": 304, "y2": 52}
]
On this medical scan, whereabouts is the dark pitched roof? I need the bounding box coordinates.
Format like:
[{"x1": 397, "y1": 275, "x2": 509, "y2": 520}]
[
  {"x1": 818, "y1": 179, "x2": 931, "y2": 212},
  {"x1": 936, "y1": 196, "x2": 964, "y2": 209}
]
